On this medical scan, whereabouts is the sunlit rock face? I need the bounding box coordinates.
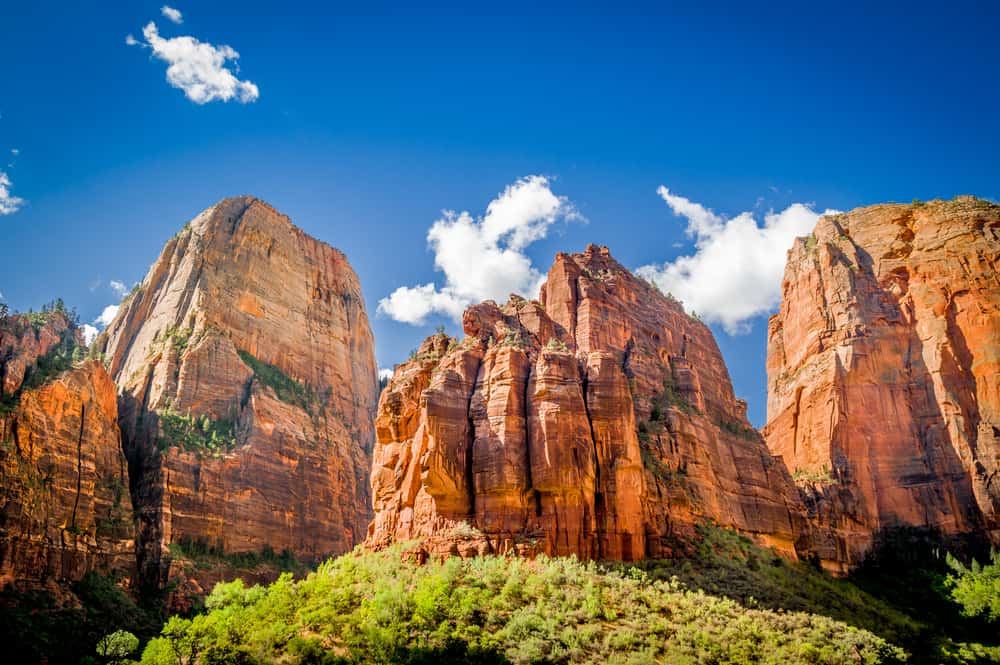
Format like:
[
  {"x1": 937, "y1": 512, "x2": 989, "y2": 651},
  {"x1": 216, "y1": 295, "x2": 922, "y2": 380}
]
[
  {"x1": 0, "y1": 312, "x2": 134, "y2": 588},
  {"x1": 369, "y1": 245, "x2": 804, "y2": 561},
  {"x1": 99, "y1": 196, "x2": 378, "y2": 592},
  {"x1": 765, "y1": 197, "x2": 1000, "y2": 568}
]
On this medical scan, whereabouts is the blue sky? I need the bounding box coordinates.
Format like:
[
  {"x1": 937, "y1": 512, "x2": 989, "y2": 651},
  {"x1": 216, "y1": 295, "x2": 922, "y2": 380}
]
[{"x1": 1, "y1": 1, "x2": 998, "y2": 425}]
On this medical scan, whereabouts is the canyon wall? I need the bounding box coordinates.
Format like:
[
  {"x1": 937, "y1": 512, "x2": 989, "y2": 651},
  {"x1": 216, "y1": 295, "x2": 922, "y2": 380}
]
[
  {"x1": 98, "y1": 196, "x2": 378, "y2": 591},
  {"x1": 765, "y1": 197, "x2": 1000, "y2": 566},
  {"x1": 369, "y1": 245, "x2": 804, "y2": 560},
  {"x1": 0, "y1": 312, "x2": 134, "y2": 588}
]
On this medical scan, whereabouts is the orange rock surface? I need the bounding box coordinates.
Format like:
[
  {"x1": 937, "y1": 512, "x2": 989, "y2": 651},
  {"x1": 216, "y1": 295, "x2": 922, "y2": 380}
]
[
  {"x1": 0, "y1": 319, "x2": 134, "y2": 588},
  {"x1": 98, "y1": 196, "x2": 378, "y2": 590},
  {"x1": 369, "y1": 245, "x2": 803, "y2": 560},
  {"x1": 765, "y1": 197, "x2": 1000, "y2": 566}
]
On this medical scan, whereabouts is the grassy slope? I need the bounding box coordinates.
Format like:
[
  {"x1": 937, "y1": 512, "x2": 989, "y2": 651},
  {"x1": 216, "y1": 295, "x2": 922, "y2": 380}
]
[{"x1": 627, "y1": 525, "x2": 1000, "y2": 665}]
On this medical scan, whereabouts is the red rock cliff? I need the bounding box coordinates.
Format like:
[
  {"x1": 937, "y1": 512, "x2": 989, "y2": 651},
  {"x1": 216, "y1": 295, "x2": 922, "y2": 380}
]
[
  {"x1": 765, "y1": 197, "x2": 1000, "y2": 566},
  {"x1": 0, "y1": 312, "x2": 134, "y2": 589},
  {"x1": 369, "y1": 245, "x2": 803, "y2": 560},
  {"x1": 98, "y1": 196, "x2": 378, "y2": 590}
]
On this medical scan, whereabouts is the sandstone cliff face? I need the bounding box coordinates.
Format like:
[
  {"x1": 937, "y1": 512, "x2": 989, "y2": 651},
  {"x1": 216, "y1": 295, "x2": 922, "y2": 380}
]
[
  {"x1": 0, "y1": 312, "x2": 134, "y2": 588},
  {"x1": 369, "y1": 245, "x2": 803, "y2": 560},
  {"x1": 98, "y1": 196, "x2": 378, "y2": 590},
  {"x1": 765, "y1": 197, "x2": 1000, "y2": 566}
]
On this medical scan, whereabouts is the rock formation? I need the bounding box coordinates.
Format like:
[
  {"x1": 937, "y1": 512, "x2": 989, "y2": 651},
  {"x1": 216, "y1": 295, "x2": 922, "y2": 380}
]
[
  {"x1": 0, "y1": 311, "x2": 134, "y2": 588},
  {"x1": 97, "y1": 196, "x2": 378, "y2": 591},
  {"x1": 765, "y1": 197, "x2": 1000, "y2": 566},
  {"x1": 369, "y1": 245, "x2": 804, "y2": 560}
]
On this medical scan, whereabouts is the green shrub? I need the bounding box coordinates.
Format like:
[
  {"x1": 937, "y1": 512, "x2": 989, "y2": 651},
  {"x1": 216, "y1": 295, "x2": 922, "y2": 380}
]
[
  {"x1": 157, "y1": 406, "x2": 237, "y2": 455},
  {"x1": 946, "y1": 550, "x2": 1000, "y2": 622},
  {"x1": 238, "y1": 349, "x2": 314, "y2": 411},
  {"x1": 138, "y1": 545, "x2": 904, "y2": 665}
]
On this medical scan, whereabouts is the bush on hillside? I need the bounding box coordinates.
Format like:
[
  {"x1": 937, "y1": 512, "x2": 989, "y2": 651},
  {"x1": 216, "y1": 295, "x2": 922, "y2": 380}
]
[{"x1": 138, "y1": 545, "x2": 904, "y2": 665}]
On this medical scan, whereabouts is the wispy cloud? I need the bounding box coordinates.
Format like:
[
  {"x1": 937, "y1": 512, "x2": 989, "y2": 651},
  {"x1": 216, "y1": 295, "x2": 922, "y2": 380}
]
[
  {"x1": 0, "y1": 171, "x2": 25, "y2": 215},
  {"x1": 94, "y1": 304, "x2": 119, "y2": 328},
  {"x1": 160, "y1": 5, "x2": 183, "y2": 24},
  {"x1": 109, "y1": 280, "x2": 129, "y2": 297},
  {"x1": 636, "y1": 186, "x2": 837, "y2": 334},
  {"x1": 129, "y1": 15, "x2": 259, "y2": 104},
  {"x1": 378, "y1": 176, "x2": 580, "y2": 325}
]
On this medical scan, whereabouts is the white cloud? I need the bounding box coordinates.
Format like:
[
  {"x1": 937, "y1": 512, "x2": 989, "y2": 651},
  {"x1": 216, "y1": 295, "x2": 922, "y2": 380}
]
[
  {"x1": 134, "y1": 21, "x2": 259, "y2": 104},
  {"x1": 82, "y1": 324, "x2": 99, "y2": 346},
  {"x1": 94, "y1": 304, "x2": 120, "y2": 328},
  {"x1": 636, "y1": 186, "x2": 837, "y2": 335},
  {"x1": 110, "y1": 280, "x2": 128, "y2": 297},
  {"x1": 161, "y1": 5, "x2": 183, "y2": 24},
  {"x1": 378, "y1": 176, "x2": 578, "y2": 325},
  {"x1": 10, "y1": 148, "x2": 18, "y2": 156},
  {"x1": 0, "y1": 171, "x2": 24, "y2": 215},
  {"x1": 125, "y1": 34, "x2": 139, "y2": 46},
  {"x1": 378, "y1": 368, "x2": 394, "y2": 382}
]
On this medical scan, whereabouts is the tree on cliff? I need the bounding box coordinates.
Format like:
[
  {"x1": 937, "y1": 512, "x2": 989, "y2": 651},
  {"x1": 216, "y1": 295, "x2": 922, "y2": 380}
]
[
  {"x1": 96, "y1": 630, "x2": 139, "y2": 665},
  {"x1": 947, "y1": 550, "x2": 1000, "y2": 622}
]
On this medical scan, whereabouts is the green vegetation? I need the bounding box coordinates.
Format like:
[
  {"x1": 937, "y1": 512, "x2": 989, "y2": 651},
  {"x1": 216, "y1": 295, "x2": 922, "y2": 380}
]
[
  {"x1": 238, "y1": 349, "x2": 314, "y2": 411},
  {"x1": 629, "y1": 524, "x2": 1000, "y2": 665},
  {"x1": 96, "y1": 630, "x2": 140, "y2": 665},
  {"x1": 0, "y1": 572, "x2": 161, "y2": 665},
  {"x1": 157, "y1": 406, "x2": 237, "y2": 455},
  {"x1": 0, "y1": 323, "x2": 82, "y2": 415},
  {"x1": 169, "y1": 537, "x2": 310, "y2": 576},
  {"x1": 545, "y1": 337, "x2": 569, "y2": 352},
  {"x1": 163, "y1": 325, "x2": 192, "y2": 353},
  {"x1": 849, "y1": 527, "x2": 1000, "y2": 664},
  {"x1": 715, "y1": 417, "x2": 760, "y2": 441},
  {"x1": 502, "y1": 329, "x2": 527, "y2": 349},
  {"x1": 138, "y1": 544, "x2": 902, "y2": 665},
  {"x1": 946, "y1": 549, "x2": 1000, "y2": 622},
  {"x1": 22, "y1": 298, "x2": 80, "y2": 330},
  {"x1": 792, "y1": 466, "x2": 834, "y2": 484}
]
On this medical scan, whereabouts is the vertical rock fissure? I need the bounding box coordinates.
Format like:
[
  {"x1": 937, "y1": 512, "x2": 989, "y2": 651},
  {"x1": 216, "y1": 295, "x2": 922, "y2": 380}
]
[
  {"x1": 464, "y1": 355, "x2": 483, "y2": 520},
  {"x1": 523, "y1": 358, "x2": 541, "y2": 522},
  {"x1": 70, "y1": 404, "x2": 86, "y2": 532},
  {"x1": 579, "y1": 362, "x2": 604, "y2": 559}
]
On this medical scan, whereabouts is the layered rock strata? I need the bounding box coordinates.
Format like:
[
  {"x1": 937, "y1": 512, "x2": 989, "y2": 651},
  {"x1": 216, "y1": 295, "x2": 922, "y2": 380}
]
[
  {"x1": 369, "y1": 245, "x2": 804, "y2": 560},
  {"x1": 765, "y1": 197, "x2": 1000, "y2": 566},
  {"x1": 0, "y1": 312, "x2": 134, "y2": 588},
  {"x1": 97, "y1": 196, "x2": 378, "y2": 590}
]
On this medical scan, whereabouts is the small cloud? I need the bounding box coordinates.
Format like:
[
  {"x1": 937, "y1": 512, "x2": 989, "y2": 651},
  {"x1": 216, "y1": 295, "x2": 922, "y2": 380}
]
[
  {"x1": 10, "y1": 148, "x2": 18, "y2": 156},
  {"x1": 0, "y1": 171, "x2": 25, "y2": 215},
  {"x1": 133, "y1": 21, "x2": 259, "y2": 104},
  {"x1": 378, "y1": 176, "x2": 579, "y2": 325},
  {"x1": 89, "y1": 279, "x2": 102, "y2": 292},
  {"x1": 636, "y1": 186, "x2": 838, "y2": 335},
  {"x1": 160, "y1": 5, "x2": 183, "y2": 24},
  {"x1": 109, "y1": 280, "x2": 128, "y2": 297},
  {"x1": 94, "y1": 304, "x2": 120, "y2": 328},
  {"x1": 125, "y1": 34, "x2": 139, "y2": 46},
  {"x1": 378, "y1": 368, "x2": 394, "y2": 382},
  {"x1": 82, "y1": 324, "x2": 99, "y2": 345}
]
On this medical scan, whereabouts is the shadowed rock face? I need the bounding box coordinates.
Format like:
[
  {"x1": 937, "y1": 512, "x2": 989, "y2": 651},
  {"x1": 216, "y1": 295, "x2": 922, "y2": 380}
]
[
  {"x1": 98, "y1": 196, "x2": 378, "y2": 591},
  {"x1": 369, "y1": 245, "x2": 803, "y2": 561},
  {"x1": 765, "y1": 197, "x2": 1000, "y2": 567},
  {"x1": 0, "y1": 313, "x2": 134, "y2": 588}
]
